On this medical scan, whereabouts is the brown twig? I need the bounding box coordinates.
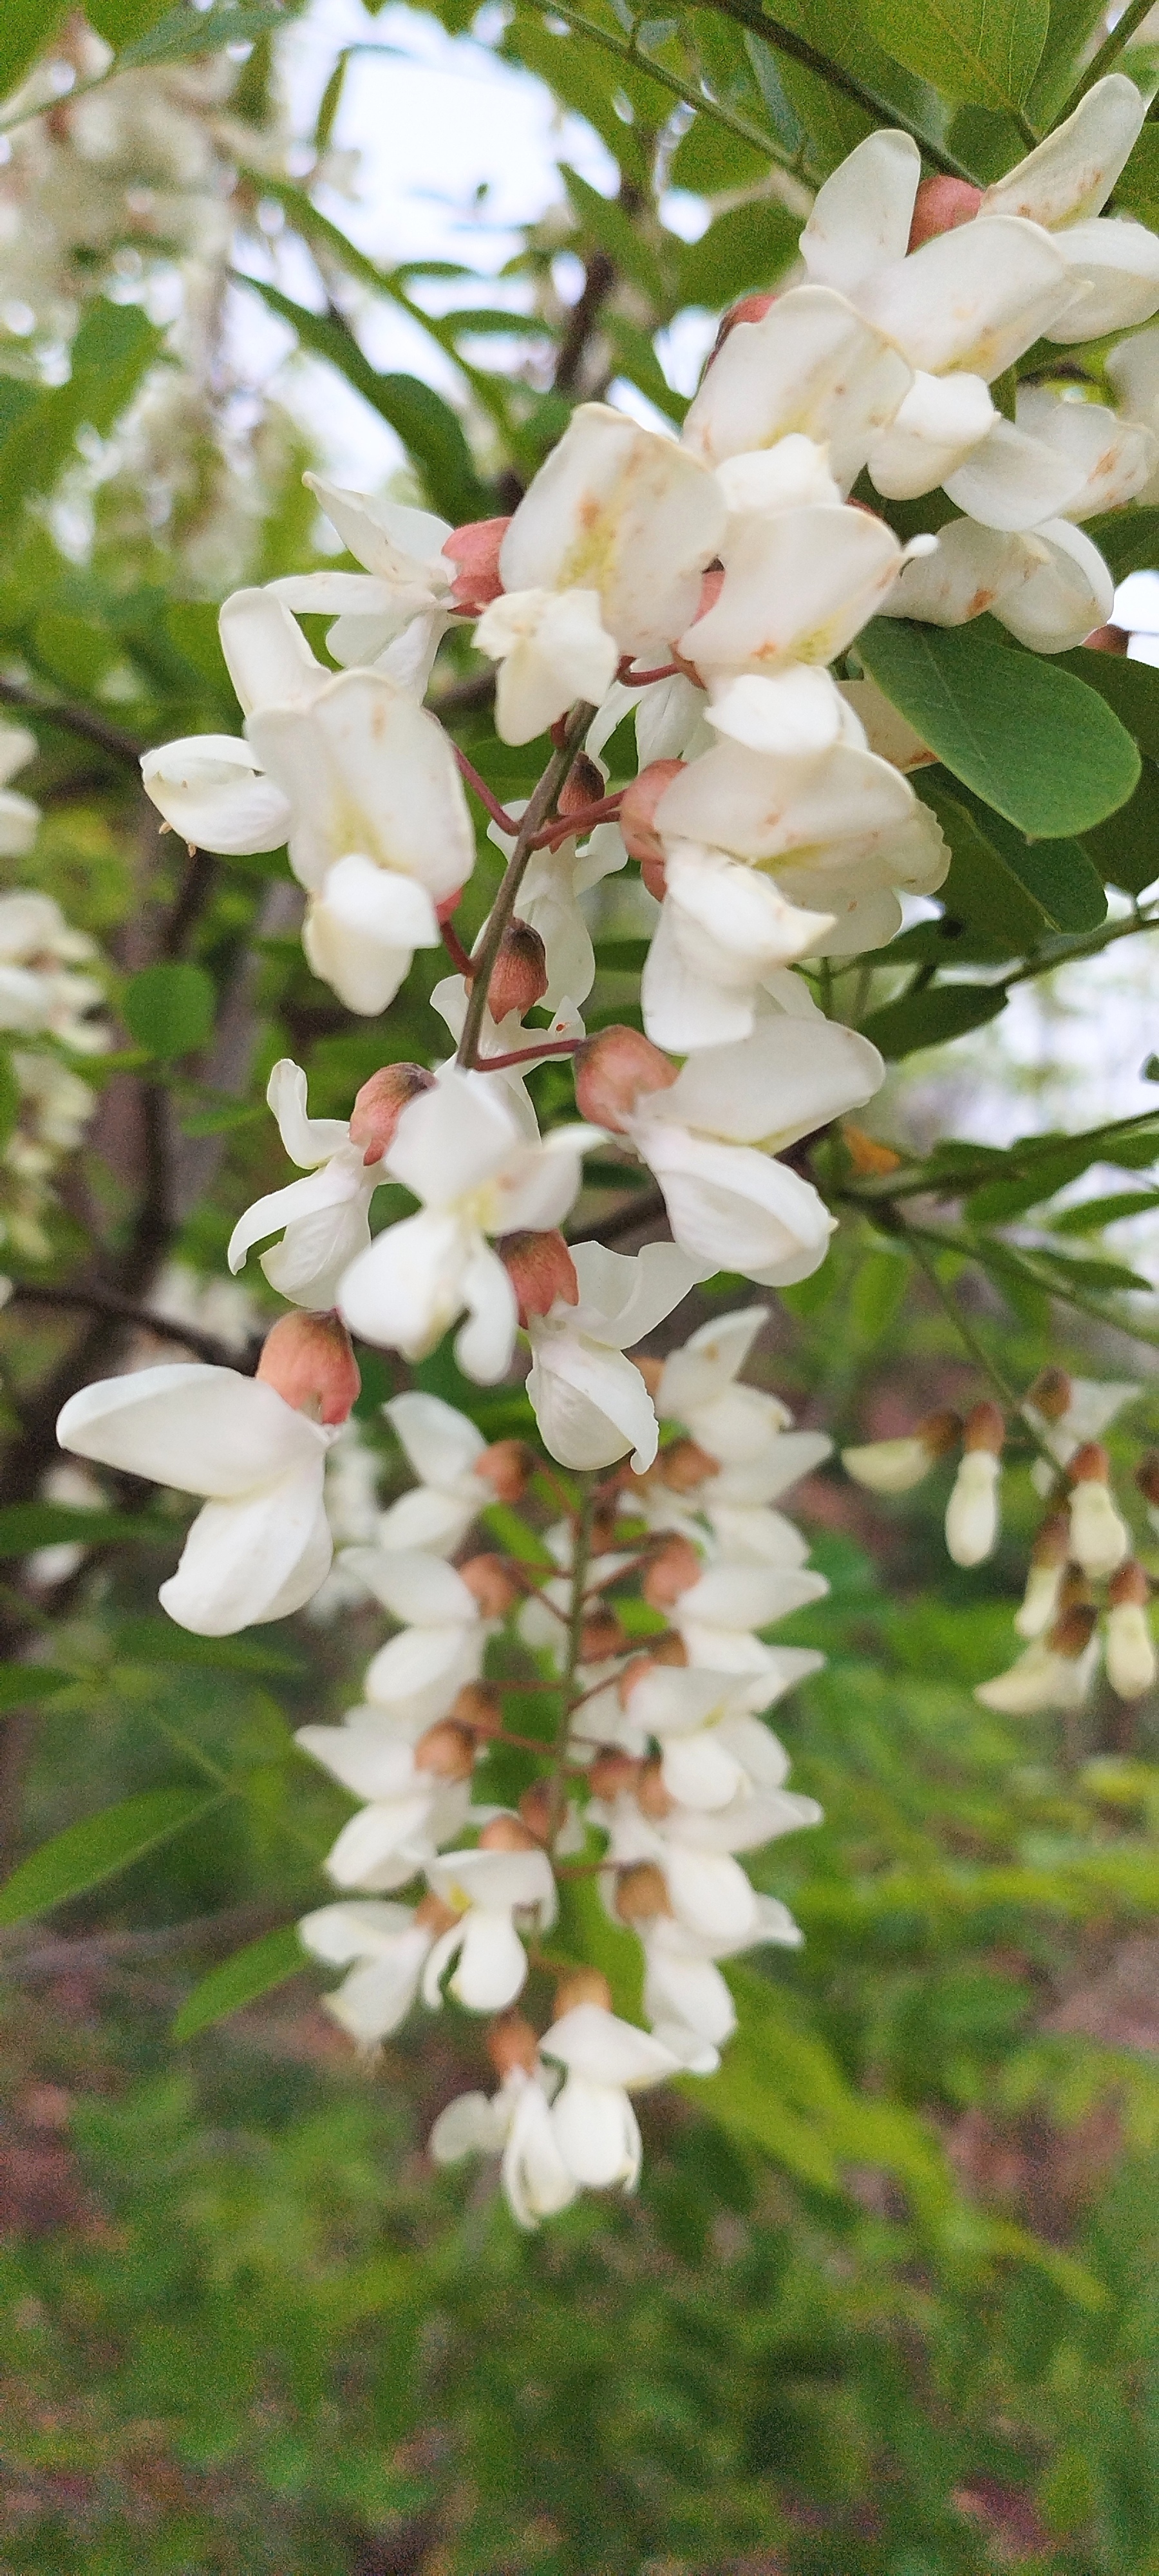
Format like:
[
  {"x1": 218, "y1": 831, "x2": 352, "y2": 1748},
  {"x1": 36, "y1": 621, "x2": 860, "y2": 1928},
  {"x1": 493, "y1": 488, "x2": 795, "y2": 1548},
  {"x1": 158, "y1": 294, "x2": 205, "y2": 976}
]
[
  {"x1": 8, "y1": 1283, "x2": 252, "y2": 1372},
  {"x1": 0, "y1": 676, "x2": 144, "y2": 770}
]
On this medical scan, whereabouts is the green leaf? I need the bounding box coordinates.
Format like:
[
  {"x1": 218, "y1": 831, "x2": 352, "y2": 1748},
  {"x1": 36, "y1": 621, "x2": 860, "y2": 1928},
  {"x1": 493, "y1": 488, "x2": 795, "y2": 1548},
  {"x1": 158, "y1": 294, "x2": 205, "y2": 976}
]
[
  {"x1": 1055, "y1": 645, "x2": 1159, "y2": 763},
  {"x1": 1080, "y1": 756, "x2": 1159, "y2": 897},
  {"x1": 0, "y1": 1052, "x2": 20, "y2": 1155},
  {"x1": 916, "y1": 772, "x2": 1051, "y2": 952},
  {"x1": 122, "y1": 962, "x2": 216, "y2": 1059},
  {"x1": 0, "y1": 1666, "x2": 73, "y2": 1708},
  {"x1": 0, "y1": 1786, "x2": 221, "y2": 1926},
  {"x1": 855, "y1": 0, "x2": 1048, "y2": 108},
  {"x1": 232, "y1": 272, "x2": 489, "y2": 524},
  {"x1": 177, "y1": 1097, "x2": 265, "y2": 1137},
  {"x1": 859, "y1": 619, "x2": 1141, "y2": 837},
  {"x1": 848, "y1": 1244, "x2": 910, "y2": 1344},
  {"x1": 668, "y1": 115, "x2": 772, "y2": 191},
  {"x1": 560, "y1": 165, "x2": 675, "y2": 308},
  {"x1": 172, "y1": 1922, "x2": 305, "y2": 2040},
  {"x1": 959, "y1": 804, "x2": 1106, "y2": 933},
  {"x1": 0, "y1": 1502, "x2": 173, "y2": 1557},
  {"x1": 0, "y1": 0, "x2": 69, "y2": 104},
  {"x1": 859, "y1": 981, "x2": 1008, "y2": 1059},
  {"x1": 111, "y1": 1619, "x2": 303, "y2": 1676},
  {"x1": 1080, "y1": 505, "x2": 1159, "y2": 585},
  {"x1": 84, "y1": 0, "x2": 176, "y2": 39},
  {"x1": 1052, "y1": 1191, "x2": 1159, "y2": 1233},
  {"x1": 602, "y1": 316, "x2": 688, "y2": 426},
  {"x1": 1117, "y1": 122, "x2": 1159, "y2": 229},
  {"x1": 674, "y1": 198, "x2": 799, "y2": 310},
  {"x1": 165, "y1": 601, "x2": 236, "y2": 708},
  {"x1": 97, "y1": 1, "x2": 295, "y2": 74},
  {"x1": 0, "y1": 301, "x2": 161, "y2": 516}
]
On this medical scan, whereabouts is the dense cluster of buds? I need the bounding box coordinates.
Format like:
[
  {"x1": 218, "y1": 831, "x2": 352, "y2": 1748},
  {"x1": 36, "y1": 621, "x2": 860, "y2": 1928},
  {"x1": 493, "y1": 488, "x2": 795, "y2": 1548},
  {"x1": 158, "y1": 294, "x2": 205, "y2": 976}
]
[
  {"x1": 0, "y1": 724, "x2": 108, "y2": 1259},
  {"x1": 844, "y1": 1368, "x2": 1158, "y2": 1714}
]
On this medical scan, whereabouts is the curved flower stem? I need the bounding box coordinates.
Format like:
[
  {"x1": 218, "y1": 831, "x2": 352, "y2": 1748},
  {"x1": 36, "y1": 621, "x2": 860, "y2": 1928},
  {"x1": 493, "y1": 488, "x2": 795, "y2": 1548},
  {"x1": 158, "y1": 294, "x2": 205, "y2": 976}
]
[
  {"x1": 529, "y1": 792, "x2": 624, "y2": 849},
  {"x1": 440, "y1": 918, "x2": 475, "y2": 978},
  {"x1": 457, "y1": 701, "x2": 596, "y2": 1069},
  {"x1": 616, "y1": 656, "x2": 683, "y2": 688},
  {"x1": 546, "y1": 1472, "x2": 598, "y2": 1850},
  {"x1": 474, "y1": 1036, "x2": 583, "y2": 1072},
  {"x1": 453, "y1": 747, "x2": 521, "y2": 837}
]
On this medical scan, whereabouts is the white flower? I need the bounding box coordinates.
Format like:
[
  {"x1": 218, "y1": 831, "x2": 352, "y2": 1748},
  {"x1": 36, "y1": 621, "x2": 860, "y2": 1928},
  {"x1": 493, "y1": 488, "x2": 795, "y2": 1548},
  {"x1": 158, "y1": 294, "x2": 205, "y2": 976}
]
[
  {"x1": 880, "y1": 511, "x2": 1113, "y2": 654},
  {"x1": 0, "y1": 891, "x2": 104, "y2": 1045},
  {"x1": 640, "y1": 1896, "x2": 802, "y2": 2063},
  {"x1": 429, "y1": 972, "x2": 586, "y2": 1135},
  {"x1": 248, "y1": 670, "x2": 475, "y2": 1015},
  {"x1": 378, "y1": 1390, "x2": 490, "y2": 1555},
  {"x1": 975, "y1": 1631, "x2": 1098, "y2": 1714},
  {"x1": 475, "y1": 587, "x2": 619, "y2": 746},
  {"x1": 140, "y1": 734, "x2": 293, "y2": 857},
  {"x1": 423, "y1": 1846, "x2": 557, "y2": 2011},
  {"x1": 944, "y1": 1452, "x2": 1001, "y2": 1567},
  {"x1": 228, "y1": 1059, "x2": 380, "y2": 1309},
  {"x1": 297, "y1": 1709, "x2": 473, "y2": 1895},
  {"x1": 500, "y1": 401, "x2": 727, "y2": 665},
  {"x1": 346, "y1": 1550, "x2": 489, "y2": 1731},
  {"x1": 679, "y1": 443, "x2": 912, "y2": 681},
  {"x1": 1069, "y1": 1475, "x2": 1129, "y2": 1580},
  {"x1": 0, "y1": 723, "x2": 41, "y2": 858},
  {"x1": 668, "y1": 1558, "x2": 828, "y2": 1690},
  {"x1": 656, "y1": 1307, "x2": 803, "y2": 1464},
  {"x1": 337, "y1": 1066, "x2": 603, "y2": 1383},
  {"x1": 619, "y1": 1662, "x2": 800, "y2": 1811},
  {"x1": 1024, "y1": 1377, "x2": 1140, "y2": 1493},
  {"x1": 430, "y1": 2067, "x2": 579, "y2": 2227},
  {"x1": 298, "y1": 1899, "x2": 435, "y2": 2045},
  {"x1": 540, "y1": 2001, "x2": 683, "y2": 2189},
  {"x1": 486, "y1": 804, "x2": 626, "y2": 1010},
  {"x1": 526, "y1": 1238, "x2": 708, "y2": 1473},
  {"x1": 681, "y1": 287, "x2": 914, "y2": 488},
  {"x1": 272, "y1": 472, "x2": 456, "y2": 693},
  {"x1": 56, "y1": 1363, "x2": 334, "y2": 1635},
  {"x1": 977, "y1": 76, "x2": 1159, "y2": 342},
  {"x1": 601, "y1": 1782, "x2": 821, "y2": 1942}
]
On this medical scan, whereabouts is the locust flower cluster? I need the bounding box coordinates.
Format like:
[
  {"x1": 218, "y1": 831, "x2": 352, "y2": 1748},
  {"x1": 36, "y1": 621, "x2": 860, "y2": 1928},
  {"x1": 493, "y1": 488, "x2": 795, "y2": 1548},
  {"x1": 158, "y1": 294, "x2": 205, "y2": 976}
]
[
  {"x1": 844, "y1": 1368, "x2": 1158, "y2": 1714},
  {"x1": 0, "y1": 724, "x2": 108, "y2": 1259}
]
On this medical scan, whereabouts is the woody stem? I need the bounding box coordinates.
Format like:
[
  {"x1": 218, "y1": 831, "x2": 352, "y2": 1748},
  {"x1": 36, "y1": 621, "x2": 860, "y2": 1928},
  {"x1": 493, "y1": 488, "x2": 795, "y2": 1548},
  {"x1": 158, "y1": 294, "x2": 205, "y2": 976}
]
[
  {"x1": 456, "y1": 700, "x2": 596, "y2": 1068},
  {"x1": 546, "y1": 1473, "x2": 598, "y2": 1851}
]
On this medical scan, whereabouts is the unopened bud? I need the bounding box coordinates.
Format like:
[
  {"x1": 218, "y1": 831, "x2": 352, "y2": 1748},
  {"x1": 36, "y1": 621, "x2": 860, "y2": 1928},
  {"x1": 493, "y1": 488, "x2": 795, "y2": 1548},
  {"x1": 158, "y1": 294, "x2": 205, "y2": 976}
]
[
  {"x1": 557, "y1": 752, "x2": 605, "y2": 819},
  {"x1": 442, "y1": 515, "x2": 510, "y2": 615},
  {"x1": 349, "y1": 1062, "x2": 435, "y2": 1166},
  {"x1": 636, "y1": 1757, "x2": 675, "y2": 1820},
  {"x1": 574, "y1": 1025, "x2": 677, "y2": 1132},
  {"x1": 486, "y1": 2008, "x2": 540, "y2": 2078},
  {"x1": 1106, "y1": 1575, "x2": 1156, "y2": 1699},
  {"x1": 1109, "y1": 1559, "x2": 1149, "y2": 1608},
  {"x1": 458, "y1": 1552, "x2": 521, "y2": 1618},
  {"x1": 907, "y1": 174, "x2": 983, "y2": 251},
  {"x1": 1086, "y1": 624, "x2": 1131, "y2": 656},
  {"x1": 588, "y1": 1747, "x2": 643, "y2": 1799},
  {"x1": 580, "y1": 1604, "x2": 629, "y2": 1662},
  {"x1": 1027, "y1": 1366, "x2": 1072, "y2": 1424},
  {"x1": 659, "y1": 1437, "x2": 719, "y2": 1493},
  {"x1": 473, "y1": 916, "x2": 547, "y2": 1020},
  {"x1": 1032, "y1": 1513, "x2": 1070, "y2": 1569},
  {"x1": 450, "y1": 1681, "x2": 502, "y2": 1738},
  {"x1": 1015, "y1": 1511, "x2": 1071, "y2": 1640},
  {"x1": 615, "y1": 1860, "x2": 672, "y2": 1920},
  {"x1": 1069, "y1": 1441, "x2": 1110, "y2": 1485},
  {"x1": 498, "y1": 1228, "x2": 579, "y2": 1325},
  {"x1": 415, "y1": 1720, "x2": 476, "y2": 1781},
  {"x1": 643, "y1": 1533, "x2": 701, "y2": 1610},
  {"x1": 618, "y1": 761, "x2": 684, "y2": 867},
  {"x1": 1068, "y1": 1443, "x2": 1129, "y2": 1580},
  {"x1": 554, "y1": 1967, "x2": 611, "y2": 2014},
  {"x1": 710, "y1": 290, "x2": 777, "y2": 359},
  {"x1": 256, "y1": 1310, "x2": 360, "y2": 1425},
  {"x1": 945, "y1": 1447, "x2": 1001, "y2": 1567},
  {"x1": 518, "y1": 1782, "x2": 552, "y2": 1841},
  {"x1": 1048, "y1": 1602, "x2": 1099, "y2": 1660},
  {"x1": 415, "y1": 1890, "x2": 462, "y2": 1935},
  {"x1": 963, "y1": 1401, "x2": 1004, "y2": 1455},
  {"x1": 473, "y1": 1437, "x2": 533, "y2": 1502},
  {"x1": 647, "y1": 1629, "x2": 688, "y2": 1667},
  {"x1": 478, "y1": 1814, "x2": 540, "y2": 1852},
  {"x1": 842, "y1": 1407, "x2": 961, "y2": 1497},
  {"x1": 1138, "y1": 1451, "x2": 1159, "y2": 1510}
]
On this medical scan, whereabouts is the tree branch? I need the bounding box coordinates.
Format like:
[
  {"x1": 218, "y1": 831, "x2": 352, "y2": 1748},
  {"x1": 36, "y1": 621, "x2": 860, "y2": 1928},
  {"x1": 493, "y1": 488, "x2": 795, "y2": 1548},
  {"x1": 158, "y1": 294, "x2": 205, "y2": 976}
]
[
  {"x1": 0, "y1": 676, "x2": 144, "y2": 771},
  {"x1": 692, "y1": 0, "x2": 984, "y2": 181},
  {"x1": 8, "y1": 1283, "x2": 253, "y2": 1372}
]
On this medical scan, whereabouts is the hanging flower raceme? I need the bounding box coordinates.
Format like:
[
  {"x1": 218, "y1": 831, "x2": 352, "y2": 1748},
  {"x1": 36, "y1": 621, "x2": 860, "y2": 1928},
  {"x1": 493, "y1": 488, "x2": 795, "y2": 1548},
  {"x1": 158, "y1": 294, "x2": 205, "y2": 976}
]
[{"x1": 228, "y1": 1058, "x2": 433, "y2": 1309}]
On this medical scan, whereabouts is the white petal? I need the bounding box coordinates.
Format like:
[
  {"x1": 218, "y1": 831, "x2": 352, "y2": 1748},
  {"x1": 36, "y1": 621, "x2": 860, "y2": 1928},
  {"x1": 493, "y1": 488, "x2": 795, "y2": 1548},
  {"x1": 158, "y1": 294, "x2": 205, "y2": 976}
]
[
  {"x1": 339, "y1": 1210, "x2": 469, "y2": 1361},
  {"x1": 344, "y1": 1547, "x2": 478, "y2": 1625},
  {"x1": 374, "y1": 1490, "x2": 480, "y2": 1556},
  {"x1": 266, "y1": 1058, "x2": 350, "y2": 1167},
  {"x1": 430, "y1": 2087, "x2": 512, "y2": 2164},
  {"x1": 681, "y1": 287, "x2": 912, "y2": 488},
  {"x1": 384, "y1": 1390, "x2": 485, "y2": 1486},
  {"x1": 638, "y1": 1122, "x2": 836, "y2": 1283},
  {"x1": 303, "y1": 472, "x2": 453, "y2": 580},
  {"x1": 1015, "y1": 385, "x2": 1159, "y2": 522},
  {"x1": 800, "y1": 128, "x2": 920, "y2": 296},
  {"x1": 661, "y1": 1013, "x2": 883, "y2": 1148},
  {"x1": 540, "y1": 2001, "x2": 681, "y2": 2086},
  {"x1": 140, "y1": 734, "x2": 291, "y2": 857},
  {"x1": 992, "y1": 518, "x2": 1113, "y2": 652},
  {"x1": 655, "y1": 736, "x2": 917, "y2": 866},
  {"x1": 1050, "y1": 214, "x2": 1159, "y2": 339},
  {"x1": 159, "y1": 1464, "x2": 330, "y2": 1634},
  {"x1": 387, "y1": 1067, "x2": 521, "y2": 1207},
  {"x1": 502, "y1": 2079, "x2": 578, "y2": 2224},
  {"x1": 325, "y1": 1796, "x2": 439, "y2": 1890},
  {"x1": 527, "y1": 1327, "x2": 661, "y2": 1472},
  {"x1": 324, "y1": 1937, "x2": 429, "y2": 2044},
  {"x1": 706, "y1": 668, "x2": 847, "y2": 756},
  {"x1": 943, "y1": 415, "x2": 1088, "y2": 531},
  {"x1": 297, "y1": 1899, "x2": 417, "y2": 1964},
  {"x1": 867, "y1": 369, "x2": 996, "y2": 500},
  {"x1": 880, "y1": 517, "x2": 1032, "y2": 627},
  {"x1": 57, "y1": 1364, "x2": 325, "y2": 1499},
  {"x1": 551, "y1": 2074, "x2": 642, "y2": 2186},
  {"x1": 683, "y1": 506, "x2": 902, "y2": 676},
  {"x1": 500, "y1": 402, "x2": 726, "y2": 658},
  {"x1": 218, "y1": 587, "x2": 326, "y2": 717},
  {"x1": 363, "y1": 1624, "x2": 483, "y2": 1729},
  {"x1": 980, "y1": 76, "x2": 1144, "y2": 229},
  {"x1": 645, "y1": 1944, "x2": 737, "y2": 2045},
  {"x1": 248, "y1": 668, "x2": 473, "y2": 902},
  {"x1": 449, "y1": 1910, "x2": 531, "y2": 2011},
  {"x1": 858, "y1": 218, "x2": 1070, "y2": 378}
]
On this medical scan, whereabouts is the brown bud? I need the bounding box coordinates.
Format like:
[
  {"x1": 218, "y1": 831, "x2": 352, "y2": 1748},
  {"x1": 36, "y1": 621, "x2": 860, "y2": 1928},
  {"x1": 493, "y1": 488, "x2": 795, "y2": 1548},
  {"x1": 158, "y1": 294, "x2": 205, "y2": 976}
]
[
  {"x1": 474, "y1": 916, "x2": 548, "y2": 1021},
  {"x1": 1069, "y1": 1441, "x2": 1110, "y2": 1486},
  {"x1": 580, "y1": 1605, "x2": 630, "y2": 1663},
  {"x1": 1030, "y1": 1511, "x2": 1070, "y2": 1569},
  {"x1": 349, "y1": 1062, "x2": 435, "y2": 1166},
  {"x1": 450, "y1": 1681, "x2": 502, "y2": 1739},
  {"x1": 1057, "y1": 1565, "x2": 1095, "y2": 1615},
  {"x1": 1138, "y1": 1451, "x2": 1159, "y2": 1508},
  {"x1": 710, "y1": 289, "x2": 777, "y2": 360},
  {"x1": 442, "y1": 515, "x2": 510, "y2": 615},
  {"x1": 916, "y1": 1407, "x2": 963, "y2": 1459},
  {"x1": 256, "y1": 1310, "x2": 360, "y2": 1425},
  {"x1": 636, "y1": 1758, "x2": 675, "y2": 1820},
  {"x1": 574, "y1": 1025, "x2": 677, "y2": 1133},
  {"x1": 557, "y1": 752, "x2": 606, "y2": 818},
  {"x1": 643, "y1": 1533, "x2": 701, "y2": 1611},
  {"x1": 458, "y1": 1552, "x2": 521, "y2": 1618},
  {"x1": 1085, "y1": 624, "x2": 1131, "y2": 656},
  {"x1": 473, "y1": 1438, "x2": 534, "y2": 1503},
  {"x1": 618, "y1": 1654, "x2": 657, "y2": 1707},
  {"x1": 1109, "y1": 1558, "x2": 1151, "y2": 1608},
  {"x1": 1048, "y1": 1601, "x2": 1098, "y2": 1659},
  {"x1": 1027, "y1": 1366, "x2": 1073, "y2": 1423},
  {"x1": 963, "y1": 1401, "x2": 1004, "y2": 1457},
  {"x1": 590, "y1": 1505, "x2": 619, "y2": 1554},
  {"x1": 498, "y1": 1228, "x2": 579, "y2": 1325},
  {"x1": 614, "y1": 1860, "x2": 672, "y2": 1921},
  {"x1": 554, "y1": 1967, "x2": 612, "y2": 2015},
  {"x1": 659, "y1": 1437, "x2": 719, "y2": 1493},
  {"x1": 414, "y1": 1721, "x2": 476, "y2": 1781},
  {"x1": 648, "y1": 1629, "x2": 688, "y2": 1668},
  {"x1": 415, "y1": 1890, "x2": 462, "y2": 1935},
  {"x1": 518, "y1": 1782, "x2": 552, "y2": 1841},
  {"x1": 486, "y1": 2008, "x2": 540, "y2": 2079},
  {"x1": 478, "y1": 1814, "x2": 540, "y2": 1852},
  {"x1": 588, "y1": 1747, "x2": 643, "y2": 1799},
  {"x1": 617, "y1": 760, "x2": 685, "y2": 866},
  {"x1": 907, "y1": 174, "x2": 983, "y2": 251}
]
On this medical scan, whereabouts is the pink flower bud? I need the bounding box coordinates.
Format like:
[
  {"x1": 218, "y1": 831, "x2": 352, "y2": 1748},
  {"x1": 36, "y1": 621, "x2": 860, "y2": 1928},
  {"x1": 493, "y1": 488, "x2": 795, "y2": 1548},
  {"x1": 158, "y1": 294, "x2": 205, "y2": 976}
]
[
  {"x1": 415, "y1": 1889, "x2": 462, "y2": 1934},
  {"x1": 657, "y1": 1437, "x2": 719, "y2": 1493},
  {"x1": 635, "y1": 1760, "x2": 676, "y2": 1821},
  {"x1": 414, "y1": 1720, "x2": 476, "y2": 1780},
  {"x1": 473, "y1": 916, "x2": 548, "y2": 1020},
  {"x1": 1027, "y1": 1366, "x2": 1073, "y2": 1423},
  {"x1": 618, "y1": 760, "x2": 685, "y2": 866},
  {"x1": 907, "y1": 175, "x2": 983, "y2": 250},
  {"x1": 614, "y1": 1859, "x2": 672, "y2": 1921},
  {"x1": 589, "y1": 1747, "x2": 643, "y2": 1799},
  {"x1": 442, "y1": 515, "x2": 511, "y2": 615},
  {"x1": 710, "y1": 290, "x2": 778, "y2": 361},
  {"x1": 473, "y1": 1438, "x2": 534, "y2": 1503},
  {"x1": 1085, "y1": 625, "x2": 1130, "y2": 656},
  {"x1": 451, "y1": 1681, "x2": 502, "y2": 1738},
  {"x1": 256, "y1": 1311, "x2": 360, "y2": 1424},
  {"x1": 458, "y1": 1552, "x2": 521, "y2": 1618},
  {"x1": 487, "y1": 2009, "x2": 540, "y2": 2078},
  {"x1": 580, "y1": 1603, "x2": 630, "y2": 1662},
  {"x1": 499, "y1": 1228, "x2": 579, "y2": 1324},
  {"x1": 1138, "y1": 1451, "x2": 1159, "y2": 1510},
  {"x1": 574, "y1": 1025, "x2": 677, "y2": 1133},
  {"x1": 518, "y1": 1782, "x2": 552, "y2": 1841},
  {"x1": 348, "y1": 1062, "x2": 435, "y2": 1166},
  {"x1": 642, "y1": 1533, "x2": 701, "y2": 1611},
  {"x1": 554, "y1": 1967, "x2": 612, "y2": 2013},
  {"x1": 558, "y1": 752, "x2": 606, "y2": 819},
  {"x1": 963, "y1": 1401, "x2": 1004, "y2": 1456},
  {"x1": 478, "y1": 1814, "x2": 540, "y2": 1852},
  {"x1": 672, "y1": 565, "x2": 725, "y2": 682}
]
